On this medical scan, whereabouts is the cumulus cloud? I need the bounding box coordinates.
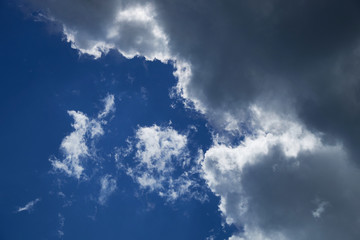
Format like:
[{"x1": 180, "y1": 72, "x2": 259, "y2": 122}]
[
  {"x1": 124, "y1": 125, "x2": 205, "y2": 201},
  {"x1": 25, "y1": 0, "x2": 169, "y2": 61},
  {"x1": 203, "y1": 108, "x2": 360, "y2": 239},
  {"x1": 50, "y1": 94, "x2": 115, "y2": 179},
  {"x1": 24, "y1": 0, "x2": 360, "y2": 149},
  {"x1": 22, "y1": 0, "x2": 360, "y2": 166},
  {"x1": 98, "y1": 174, "x2": 117, "y2": 205},
  {"x1": 23, "y1": 0, "x2": 360, "y2": 239},
  {"x1": 16, "y1": 198, "x2": 41, "y2": 213},
  {"x1": 133, "y1": 125, "x2": 187, "y2": 174}
]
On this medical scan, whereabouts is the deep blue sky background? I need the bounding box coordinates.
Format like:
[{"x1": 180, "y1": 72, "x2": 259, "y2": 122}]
[{"x1": 0, "y1": 1, "x2": 236, "y2": 239}]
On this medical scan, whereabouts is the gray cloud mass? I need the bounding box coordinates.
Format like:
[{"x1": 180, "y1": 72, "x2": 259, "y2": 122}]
[{"x1": 155, "y1": 0, "x2": 360, "y2": 149}]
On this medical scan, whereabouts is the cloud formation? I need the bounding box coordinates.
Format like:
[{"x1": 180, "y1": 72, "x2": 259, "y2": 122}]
[
  {"x1": 50, "y1": 94, "x2": 115, "y2": 179},
  {"x1": 203, "y1": 108, "x2": 360, "y2": 239},
  {"x1": 25, "y1": 0, "x2": 169, "y2": 61},
  {"x1": 98, "y1": 94, "x2": 116, "y2": 119},
  {"x1": 57, "y1": 213, "x2": 65, "y2": 238},
  {"x1": 16, "y1": 198, "x2": 41, "y2": 213},
  {"x1": 123, "y1": 125, "x2": 205, "y2": 201},
  {"x1": 24, "y1": 0, "x2": 360, "y2": 239},
  {"x1": 98, "y1": 174, "x2": 117, "y2": 205}
]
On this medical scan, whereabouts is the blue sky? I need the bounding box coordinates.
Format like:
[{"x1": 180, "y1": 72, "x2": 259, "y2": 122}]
[
  {"x1": 0, "y1": 2, "x2": 233, "y2": 239},
  {"x1": 3, "y1": 1, "x2": 360, "y2": 240}
]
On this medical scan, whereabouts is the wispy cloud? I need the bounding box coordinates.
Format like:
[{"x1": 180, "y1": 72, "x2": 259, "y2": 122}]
[
  {"x1": 57, "y1": 213, "x2": 65, "y2": 238},
  {"x1": 98, "y1": 174, "x2": 117, "y2": 205},
  {"x1": 98, "y1": 94, "x2": 115, "y2": 119},
  {"x1": 16, "y1": 198, "x2": 41, "y2": 213},
  {"x1": 50, "y1": 94, "x2": 115, "y2": 179}
]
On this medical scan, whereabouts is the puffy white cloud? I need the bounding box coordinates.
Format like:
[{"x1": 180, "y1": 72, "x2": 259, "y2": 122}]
[
  {"x1": 16, "y1": 198, "x2": 41, "y2": 213},
  {"x1": 98, "y1": 174, "x2": 117, "y2": 205},
  {"x1": 134, "y1": 125, "x2": 187, "y2": 173},
  {"x1": 124, "y1": 125, "x2": 205, "y2": 201},
  {"x1": 50, "y1": 94, "x2": 115, "y2": 179}
]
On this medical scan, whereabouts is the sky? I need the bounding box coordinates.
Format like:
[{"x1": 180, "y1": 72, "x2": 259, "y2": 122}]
[{"x1": 2, "y1": 0, "x2": 360, "y2": 240}]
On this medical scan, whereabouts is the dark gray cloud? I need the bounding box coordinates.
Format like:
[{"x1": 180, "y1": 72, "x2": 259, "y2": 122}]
[
  {"x1": 241, "y1": 148, "x2": 360, "y2": 240},
  {"x1": 153, "y1": 0, "x2": 360, "y2": 149}
]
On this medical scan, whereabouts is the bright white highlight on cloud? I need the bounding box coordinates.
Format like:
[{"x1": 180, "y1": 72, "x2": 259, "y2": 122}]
[
  {"x1": 17, "y1": 198, "x2": 41, "y2": 213},
  {"x1": 228, "y1": 226, "x2": 287, "y2": 240},
  {"x1": 63, "y1": 27, "x2": 114, "y2": 59},
  {"x1": 172, "y1": 61, "x2": 205, "y2": 112},
  {"x1": 203, "y1": 107, "x2": 320, "y2": 225},
  {"x1": 98, "y1": 174, "x2": 117, "y2": 205},
  {"x1": 249, "y1": 106, "x2": 320, "y2": 158},
  {"x1": 50, "y1": 94, "x2": 115, "y2": 179}
]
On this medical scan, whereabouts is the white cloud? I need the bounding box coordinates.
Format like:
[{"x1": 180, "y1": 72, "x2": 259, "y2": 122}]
[
  {"x1": 16, "y1": 198, "x2": 41, "y2": 213},
  {"x1": 50, "y1": 110, "x2": 95, "y2": 179},
  {"x1": 204, "y1": 106, "x2": 320, "y2": 196},
  {"x1": 134, "y1": 125, "x2": 187, "y2": 173},
  {"x1": 51, "y1": 110, "x2": 90, "y2": 179},
  {"x1": 98, "y1": 94, "x2": 115, "y2": 119},
  {"x1": 124, "y1": 125, "x2": 205, "y2": 201},
  {"x1": 98, "y1": 174, "x2": 117, "y2": 205},
  {"x1": 172, "y1": 60, "x2": 205, "y2": 113},
  {"x1": 57, "y1": 213, "x2": 65, "y2": 238},
  {"x1": 50, "y1": 94, "x2": 115, "y2": 179}
]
